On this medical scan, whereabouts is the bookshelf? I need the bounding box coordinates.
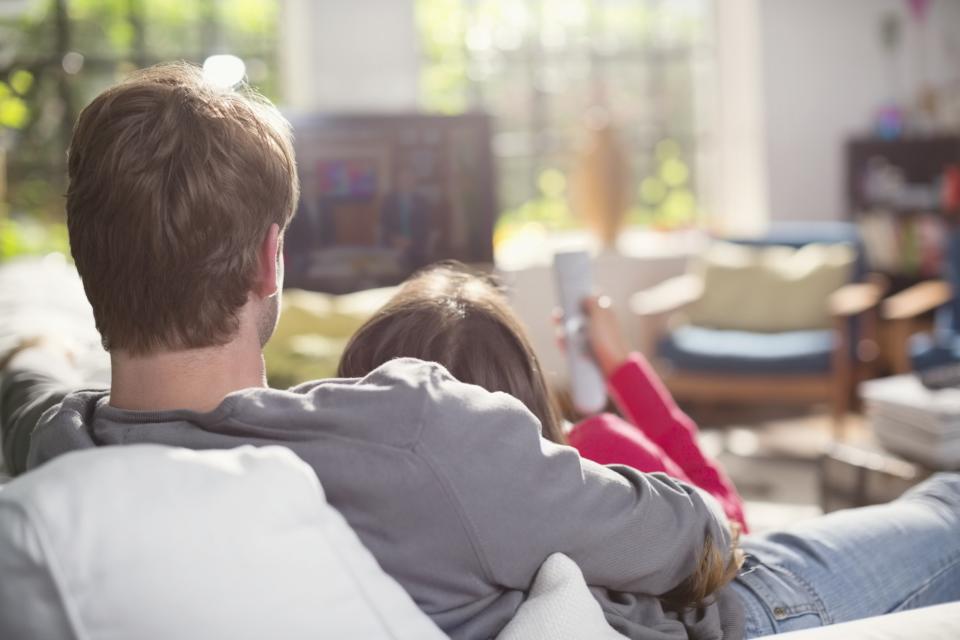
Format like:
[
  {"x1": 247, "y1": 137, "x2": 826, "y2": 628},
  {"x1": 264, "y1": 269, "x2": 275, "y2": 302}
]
[{"x1": 847, "y1": 136, "x2": 960, "y2": 291}]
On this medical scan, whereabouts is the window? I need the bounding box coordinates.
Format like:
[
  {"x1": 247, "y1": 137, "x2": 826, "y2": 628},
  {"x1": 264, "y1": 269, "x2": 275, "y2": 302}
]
[
  {"x1": 0, "y1": 0, "x2": 279, "y2": 223},
  {"x1": 416, "y1": 0, "x2": 716, "y2": 246}
]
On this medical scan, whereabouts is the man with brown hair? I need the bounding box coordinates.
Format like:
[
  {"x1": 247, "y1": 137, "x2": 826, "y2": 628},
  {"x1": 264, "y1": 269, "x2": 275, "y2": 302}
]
[
  {"x1": 64, "y1": 63, "x2": 296, "y2": 411},
  {"x1": 67, "y1": 64, "x2": 298, "y2": 359},
  {"x1": 0, "y1": 63, "x2": 742, "y2": 640}
]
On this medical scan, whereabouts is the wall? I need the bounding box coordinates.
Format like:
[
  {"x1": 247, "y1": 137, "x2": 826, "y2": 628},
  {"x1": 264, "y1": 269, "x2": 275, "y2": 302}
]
[
  {"x1": 710, "y1": 0, "x2": 769, "y2": 237},
  {"x1": 279, "y1": 0, "x2": 420, "y2": 112},
  {"x1": 760, "y1": 0, "x2": 960, "y2": 222}
]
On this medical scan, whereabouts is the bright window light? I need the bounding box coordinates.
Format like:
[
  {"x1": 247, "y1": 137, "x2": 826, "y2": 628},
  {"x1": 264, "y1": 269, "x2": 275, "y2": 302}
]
[{"x1": 202, "y1": 54, "x2": 246, "y2": 89}]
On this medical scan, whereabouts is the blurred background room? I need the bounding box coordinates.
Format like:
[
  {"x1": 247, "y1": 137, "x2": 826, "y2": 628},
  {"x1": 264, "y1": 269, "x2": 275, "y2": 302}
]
[{"x1": 2, "y1": 0, "x2": 960, "y2": 528}]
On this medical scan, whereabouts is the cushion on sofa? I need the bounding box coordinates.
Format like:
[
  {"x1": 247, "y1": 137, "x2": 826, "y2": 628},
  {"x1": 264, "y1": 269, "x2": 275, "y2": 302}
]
[
  {"x1": 497, "y1": 553, "x2": 627, "y2": 640},
  {"x1": 685, "y1": 242, "x2": 855, "y2": 333},
  {"x1": 657, "y1": 325, "x2": 836, "y2": 375},
  {"x1": 0, "y1": 445, "x2": 446, "y2": 640},
  {"x1": 276, "y1": 287, "x2": 398, "y2": 338},
  {"x1": 264, "y1": 286, "x2": 398, "y2": 386}
]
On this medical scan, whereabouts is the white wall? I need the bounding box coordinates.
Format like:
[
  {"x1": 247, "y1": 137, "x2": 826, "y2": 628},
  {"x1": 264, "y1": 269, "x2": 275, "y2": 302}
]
[
  {"x1": 759, "y1": 0, "x2": 960, "y2": 222},
  {"x1": 710, "y1": 0, "x2": 769, "y2": 237},
  {"x1": 279, "y1": 0, "x2": 420, "y2": 112}
]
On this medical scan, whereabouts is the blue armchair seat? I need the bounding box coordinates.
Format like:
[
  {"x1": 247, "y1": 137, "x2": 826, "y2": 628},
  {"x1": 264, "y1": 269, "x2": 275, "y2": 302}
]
[{"x1": 657, "y1": 325, "x2": 837, "y2": 376}]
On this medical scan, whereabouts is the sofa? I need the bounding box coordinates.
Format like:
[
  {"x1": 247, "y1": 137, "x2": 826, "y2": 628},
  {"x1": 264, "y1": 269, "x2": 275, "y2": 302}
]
[
  {"x1": 0, "y1": 445, "x2": 625, "y2": 640},
  {"x1": 1, "y1": 258, "x2": 958, "y2": 638},
  {"x1": 0, "y1": 445, "x2": 958, "y2": 640},
  {"x1": 0, "y1": 254, "x2": 395, "y2": 395}
]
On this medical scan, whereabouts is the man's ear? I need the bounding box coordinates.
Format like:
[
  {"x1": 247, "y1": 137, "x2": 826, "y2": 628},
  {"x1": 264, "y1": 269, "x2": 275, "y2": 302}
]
[{"x1": 255, "y1": 223, "x2": 281, "y2": 298}]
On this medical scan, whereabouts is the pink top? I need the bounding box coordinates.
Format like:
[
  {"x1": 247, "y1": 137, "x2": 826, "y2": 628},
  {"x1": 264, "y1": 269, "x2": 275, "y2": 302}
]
[{"x1": 566, "y1": 354, "x2": 749, "y2": 532}]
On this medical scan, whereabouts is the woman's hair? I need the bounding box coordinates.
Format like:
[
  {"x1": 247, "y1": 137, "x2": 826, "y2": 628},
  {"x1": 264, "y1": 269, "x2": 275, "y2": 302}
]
[
  {"x1": 338, "y1": 262, "x2": 740, "y2": 608},
  {"x1": 337, "y1": 262, "x2": 566, "y2": 444},
  {"x1": 661, "y1": 527, "x2": 744, "y2": 613}
]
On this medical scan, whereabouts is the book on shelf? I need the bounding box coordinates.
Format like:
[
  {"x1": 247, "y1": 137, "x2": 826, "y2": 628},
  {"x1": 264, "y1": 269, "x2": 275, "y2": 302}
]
[{"x1": 858, "y1": 209, "x2": 945, "y2": 279}]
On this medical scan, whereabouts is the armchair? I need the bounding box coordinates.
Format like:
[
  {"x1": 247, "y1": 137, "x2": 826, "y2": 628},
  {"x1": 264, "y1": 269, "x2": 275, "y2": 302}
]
[{"x1": 631, "y1": 223, "x2": 886, "y2": 438}]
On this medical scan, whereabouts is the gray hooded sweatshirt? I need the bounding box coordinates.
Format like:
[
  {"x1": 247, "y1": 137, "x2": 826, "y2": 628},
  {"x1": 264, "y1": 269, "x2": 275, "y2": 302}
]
[{"x1": 25, "y1": 358, "x2": 744, "y2": 639}]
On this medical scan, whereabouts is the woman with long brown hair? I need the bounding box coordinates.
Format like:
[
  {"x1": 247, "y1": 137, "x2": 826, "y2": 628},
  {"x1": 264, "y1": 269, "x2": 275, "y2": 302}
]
[
  {"x1": 338, "y1": 262, "x2": 746, "y2": 610},
  {"x1": 338, "y1": 262, "x2": 960, "y2": 638}
]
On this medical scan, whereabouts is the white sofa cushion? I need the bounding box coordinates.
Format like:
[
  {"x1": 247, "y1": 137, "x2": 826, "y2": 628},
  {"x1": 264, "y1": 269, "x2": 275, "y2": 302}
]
[
  {"x1": 762, "y1": 601, "x2": 960, "y2": 639},
  {"x1": 497, "y1": 553, "x2": 627, "y2": 640},
  {"x1": 0, "y1": 445, "x2": 446, "y2": 640}
]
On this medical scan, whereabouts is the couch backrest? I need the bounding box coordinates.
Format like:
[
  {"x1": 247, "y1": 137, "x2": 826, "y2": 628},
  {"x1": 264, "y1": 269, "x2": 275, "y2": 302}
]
[
  {"x1": 0, "y1": 445, "x2": 447, "y2": 640},
  {"x1": 497, "y1": 553, "x2": 627, "y2": 640}
]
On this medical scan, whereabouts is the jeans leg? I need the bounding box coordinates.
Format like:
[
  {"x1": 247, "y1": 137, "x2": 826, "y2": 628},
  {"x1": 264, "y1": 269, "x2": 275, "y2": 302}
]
[
  {"x1": 732, "y1": 554, "x2": 829, "y2": 637},
  {"x1": 734, "y1": 473, "x2": 960, "y2": 637}
]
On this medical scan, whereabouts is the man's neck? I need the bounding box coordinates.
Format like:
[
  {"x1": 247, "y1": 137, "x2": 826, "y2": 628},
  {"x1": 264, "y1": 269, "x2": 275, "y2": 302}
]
[{"x1": 109, "y1": 335, "x2": 267, "y2": 413}]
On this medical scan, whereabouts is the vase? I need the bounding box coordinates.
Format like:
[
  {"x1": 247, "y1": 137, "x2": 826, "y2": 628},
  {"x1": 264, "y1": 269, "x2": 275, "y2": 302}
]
[{"x1": 569, "y1": 108, "x2": 632, "y2": 251}]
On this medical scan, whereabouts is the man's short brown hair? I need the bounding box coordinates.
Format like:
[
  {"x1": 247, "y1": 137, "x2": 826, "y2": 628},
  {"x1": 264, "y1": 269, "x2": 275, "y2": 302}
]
[{"x1": 66, "y1": 62, "x2": 299, "y2": 354}]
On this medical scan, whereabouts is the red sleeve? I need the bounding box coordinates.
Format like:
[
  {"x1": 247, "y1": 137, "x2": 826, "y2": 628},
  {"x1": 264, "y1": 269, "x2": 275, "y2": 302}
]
[
  {"x1": 567, "y1": 413, "x2": 691, "y2": 483},
  {"x1": 606, "y1": 354, "x2": 750, "y2": 532}
]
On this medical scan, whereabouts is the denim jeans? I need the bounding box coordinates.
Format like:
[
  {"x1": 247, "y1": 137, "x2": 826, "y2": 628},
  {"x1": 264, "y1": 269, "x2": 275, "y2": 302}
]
[{"x1": 731, "y1": 473, "x2": 960, "y2": 637}]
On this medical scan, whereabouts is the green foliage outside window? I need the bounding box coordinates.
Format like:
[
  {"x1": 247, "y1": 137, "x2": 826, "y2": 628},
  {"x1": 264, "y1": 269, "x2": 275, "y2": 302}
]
[
  {"x1": 415, "y1": 0, "x2": 713, "y2": 246},
  {"x1": 0, "y1": 0, "x2": 279, "y2": 260}
]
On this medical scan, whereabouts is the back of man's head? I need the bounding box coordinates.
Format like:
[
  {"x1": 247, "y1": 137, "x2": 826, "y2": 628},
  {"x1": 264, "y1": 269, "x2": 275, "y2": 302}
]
[{"x1": 66, "y1": 62, "x2": 299, "y2": 355}]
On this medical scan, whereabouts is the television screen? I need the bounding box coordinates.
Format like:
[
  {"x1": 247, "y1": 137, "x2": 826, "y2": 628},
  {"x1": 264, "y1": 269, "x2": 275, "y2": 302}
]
[{"x1": 283, "y1": 113, "x2": 497, "y2": 293}]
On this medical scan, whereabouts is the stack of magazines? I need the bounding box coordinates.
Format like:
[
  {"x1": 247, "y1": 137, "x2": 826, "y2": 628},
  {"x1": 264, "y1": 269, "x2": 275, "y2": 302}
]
[{"x1": 860, "y1": 375, "x2": 960, "y2": 470}]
